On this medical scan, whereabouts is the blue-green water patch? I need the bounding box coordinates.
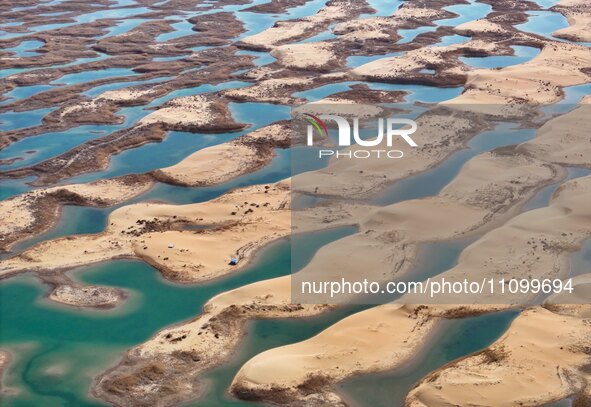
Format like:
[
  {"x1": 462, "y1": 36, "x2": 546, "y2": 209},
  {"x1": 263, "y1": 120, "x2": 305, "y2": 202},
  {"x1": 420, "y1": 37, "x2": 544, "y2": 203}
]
[
  {"x1": 5, "y1": 40, "x2": 44, "y2": 58},
  {"x1": 156, "y1": 18, "x2": 195, "y2": 42},
  {"x1": 101, "y1": 18, "x2": 147, "y2": 38},
  {"x1": 437, "y1": 1, "x2": 493, "y2": 27},
  {"x1": 516, "y1": 10, "x2": 569, "y2": 40},
  {"x1": 437, "y1": 34, "x2": 468, "y2": 46},
  {"x1": 0, "y1": 227, "x2": 354, "y2": 407},
  {"x1": 0, "y1": 106, "x2": 147, "y2": 170},
  {"x1": 364, "y1": 0, "x2": 402, "y2": 17},
  {"x1": 236, "y1": 50, "x2": 276, "y2": 66},
  {"x1": 0, "y1": 177, "x2": 36, "y2": 200},
  {"x1": 460, "y1": 45, "x2": 541, "y2": 69},
  {"x1": 296, "y1": 24, "x2": 337, "y2": 43},
  {"x1": 0, "y1": 85, "x2": 55, "y2": 105},
  {"x1": 0, "y1": 108, "x2": 54, "y2": 131},
  {"x1": 398, "y1": 1, "x2": 491, "y2": 44}
]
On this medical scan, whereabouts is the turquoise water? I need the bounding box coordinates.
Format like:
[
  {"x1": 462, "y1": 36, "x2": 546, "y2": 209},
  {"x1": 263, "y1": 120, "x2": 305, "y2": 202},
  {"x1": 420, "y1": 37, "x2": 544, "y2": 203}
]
[
  {"x1": 0, "y1": 177, "x2": 36, "y2": 200},
  {"x1": 5, "y1": 40, "x2": 45, "y2": 57},
  {"x1": 2, "y1": 1, "x2": 587, "y2": 405},
  {"x1": 437, "y1": 2, "x2": 493, "y2": 26},
  {"x1": 437, "y1": 34, "x2": 468, "y2": 46},
  {"x1": 100, "y1": 18, "x2": 148, "y2": 38},
  {"x1": 236, "y1": 50, "x2": 276, "y2": 66},
  {"x1": 516, "y1": 10, "x2": 569, "y2": 40},
  {"x1": 0, "y1": 85, "x2": 55, "y2": 105},
  {"x1": 156, "y1": 18, "x2": 195, "y2": 42},
  {"x1": 0, "y1": 106, "x2": 147, "y2": 171},
  {"x1": 339, "y1": 311, "x2": 517, "y2": 407},
  {"x1": 460, "y1": 45, "x2": 540, "y2": 69},
  {"x1": 364, "y1": 0, "x2": 402, "y2": 17},
  {"x1": 296, "y1": 23, "x2": 337, "y2": 43},
  {"x1": 0, "y1": 228, "x2": 355, "y2": 406}
]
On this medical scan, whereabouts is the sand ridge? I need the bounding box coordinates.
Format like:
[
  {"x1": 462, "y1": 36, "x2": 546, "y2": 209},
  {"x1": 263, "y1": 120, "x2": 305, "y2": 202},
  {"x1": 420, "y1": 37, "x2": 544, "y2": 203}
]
[
  {"x1": 0, "y1": 181, "x2": 291, "y2": 283},
  {"x1": 406, "y1": 306, "x2": 591, "y2": 407}
]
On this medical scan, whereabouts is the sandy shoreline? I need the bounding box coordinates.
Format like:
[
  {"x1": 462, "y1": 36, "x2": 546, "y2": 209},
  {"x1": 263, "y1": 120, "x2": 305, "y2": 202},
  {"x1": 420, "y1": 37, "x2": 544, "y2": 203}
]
[
  {"x1": 227, "y1": 103, "x2": 591, "y2": 403},
  {"x1": 406, "y1": 306, "x2": 591, "y2": 407},
  {"x1": 0, "y1": 181, "x2": 292, "y2": 284},
  {"x1": 1, "y1": 0, "x2": 590, "y2": 405}
]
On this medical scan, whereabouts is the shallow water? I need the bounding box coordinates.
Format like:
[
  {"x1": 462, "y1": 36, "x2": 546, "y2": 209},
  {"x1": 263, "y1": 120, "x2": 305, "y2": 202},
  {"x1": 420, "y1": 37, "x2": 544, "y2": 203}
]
[
  {"x1": 1, "y1": 0, "x2": 589, "y2": 405},
  {"x1": 0, "y1": 228, "x2": 355, "y2": 407},
  {"x1": 4, "y1": 40, "x2": 44, "y2": 58},
  {"x1": 0, "y1": 108, "x2": 55, "y2": 131},
  {"x1": 460, "y1": 45, "x2": 541, "y2": 69},
  {"x1": 516, "y1": 10, "x2": 569, "y2": 41},
  {"x1": 396, "y1": 1, "x2": 491, "y2": 45},
  {"x1": 339, "y1": 311, "x2": 517, "y2": 407}
]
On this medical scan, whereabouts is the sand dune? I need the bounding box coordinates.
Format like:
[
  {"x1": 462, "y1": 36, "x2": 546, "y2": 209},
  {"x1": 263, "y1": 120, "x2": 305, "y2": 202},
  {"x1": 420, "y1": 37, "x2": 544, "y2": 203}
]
[
  {"x1": 292, "y1": 107, "x2": 490, "y2": 199},
  {"x1": 0, "y1": 175, "x2": 153, "y2": 252},
  {"x1": 445, "y1": 41, "x2": 591, "y2": 106},
  {"x1": 0, "y1": 181, "x2": 291, "y2": 283},
  {"x1": 406, "y1": 306, "x2": 591, "y2": 407},
  {"x1": 227, "y1": 103, "x2": 591, "y2": 403},
  {"x1": 153, "y1": 122, "x2": 292, "y2": 186},
  {"x1": 552, "y1": 0, "x2": 591, "y2": 42}
]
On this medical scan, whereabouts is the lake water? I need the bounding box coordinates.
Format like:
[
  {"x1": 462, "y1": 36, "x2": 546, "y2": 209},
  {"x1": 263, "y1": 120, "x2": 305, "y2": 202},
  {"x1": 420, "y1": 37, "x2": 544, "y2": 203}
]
[{"x1": 0, "y1": 0, "x2": 588, "y2": 405}]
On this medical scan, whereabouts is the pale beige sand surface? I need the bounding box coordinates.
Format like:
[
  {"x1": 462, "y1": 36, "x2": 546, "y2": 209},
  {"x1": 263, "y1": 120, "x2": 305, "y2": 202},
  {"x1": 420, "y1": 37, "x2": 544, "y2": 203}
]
[
  {"x1": 406, "y1": 306, "x2": 591, "y2": 407},
  {"x1": 333, "y1": 6, "x2": 451, "y2": 42},
  {"x1": 154, "y1": 122, "x2": 291, "y2": 186},
  {"x1": 292, "y1": 109, "x2": 490, "y2": 198},
  {"x1": 552, "y1": 0, "x2": 591, "y2": 42},
  {"x1": 231, "y1": 304, "x2": 505, "y2": 404},
  {"x1": 292, "y1": 152, "x2": 558, "y2": 305},
  {"x1": 224, "y1": 77, "x2": 313, "y2": 104},
  {"x1": 400, "y1": 175, "x2": 591, "y2": 304},
  {"x1": 227, "y1": 103, "x2": 591, "y2": 402},
  {"x1": 352, "y1": 39, "x2": 499, "y2": 81},
  {"x1": 271, "y1": 42, "x2": 338, "y2": 70},
  {"x1": 0, "y1": 181, "x2": 291, "y2": 283},
  {"x1": 0, "y1": 176, "x2": 153, "y2": 251}
]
